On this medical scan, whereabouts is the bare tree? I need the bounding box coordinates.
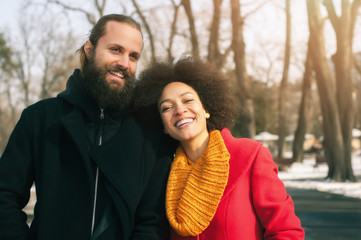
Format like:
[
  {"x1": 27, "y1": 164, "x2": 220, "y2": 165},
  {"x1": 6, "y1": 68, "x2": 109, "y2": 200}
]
[
  {"x1": 15, "y1": 17, "x2": 36, "y2": 107},
  {"x1": 0, "y1": 33, "x2": 19, "y2": 153},
  {"x1": 277, "y1": 0, "x2": 292, "y2": 158},
  {"x1": 208, "y1": 0, "x2": 223, "y2": 65},
  {"x1": 38, "y1": 31, "x2": 78, "y2": 99},
  {"x1": 181, "y1": 0, "x2": 200, "y2": 58},
  {"x1": 46, "y1": 0, "x2": 108, "y2": 25},
  {"x1": 230, "y1": 0, "x2": 255, "y2": 139},
  {"x1": 322, "y1": 0, "x2": 361, "y2": 181},
  {"x1": 167, "y1": 0, "x2": 182, "y2": 63},
  {"x1": 131, "y1": 0, "x2": 156, "y2": 61},
  {"x1": 307, "y1": 0, "x2": 347, "y2": 181},
  {"x1": 206, "y1": 0, "x2": 233, "y2": 68},
  {"x1": 292, "y1": 40, "x2": 313, "y2": 163}
]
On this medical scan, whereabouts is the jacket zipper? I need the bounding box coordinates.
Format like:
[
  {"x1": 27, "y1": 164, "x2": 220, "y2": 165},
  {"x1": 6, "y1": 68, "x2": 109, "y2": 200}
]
[{"x1": 91, "y1": 108, "x2": 104, "y2": 236}]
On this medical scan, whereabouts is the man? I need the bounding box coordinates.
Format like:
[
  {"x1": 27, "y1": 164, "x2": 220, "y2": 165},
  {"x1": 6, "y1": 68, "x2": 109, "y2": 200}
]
[{"x1": 0, "y1": 14, "x2": 173, "y2": 240}]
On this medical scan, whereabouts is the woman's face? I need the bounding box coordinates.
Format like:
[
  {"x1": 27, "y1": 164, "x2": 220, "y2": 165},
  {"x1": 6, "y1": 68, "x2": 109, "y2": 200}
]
[{"x1": 158, "y1": 82, "x2": 209, "y2": 145}]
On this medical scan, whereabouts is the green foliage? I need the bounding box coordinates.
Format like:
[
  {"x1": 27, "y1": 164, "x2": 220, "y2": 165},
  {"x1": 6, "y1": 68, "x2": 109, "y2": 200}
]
[{"x1": 0, "y1": 33, "x2": 16, "y2": 74}]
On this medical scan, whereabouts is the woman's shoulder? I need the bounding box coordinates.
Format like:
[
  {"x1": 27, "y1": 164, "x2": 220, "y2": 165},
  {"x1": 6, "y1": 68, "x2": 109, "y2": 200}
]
[
  {"x1": 221, "y1": 128, "x2": 263, "y2": 154},
  {"x1": 220, "y1": 128, "x2": 274, "y2": 184}
]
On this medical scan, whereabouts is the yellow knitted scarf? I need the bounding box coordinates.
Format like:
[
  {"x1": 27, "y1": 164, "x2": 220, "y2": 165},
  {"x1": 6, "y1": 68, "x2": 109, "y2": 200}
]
[{"x1": 166, "y1": 130, "x2": 230, "y2": 237}]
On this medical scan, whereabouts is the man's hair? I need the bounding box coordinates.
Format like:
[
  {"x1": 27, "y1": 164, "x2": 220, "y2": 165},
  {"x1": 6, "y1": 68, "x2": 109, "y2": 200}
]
[
  {"x1": 133, "y1": 57, "x2": 236, "y2": 131},
  {"x1": 78, "y1": 14, "x2": 142, "y2": 71}
]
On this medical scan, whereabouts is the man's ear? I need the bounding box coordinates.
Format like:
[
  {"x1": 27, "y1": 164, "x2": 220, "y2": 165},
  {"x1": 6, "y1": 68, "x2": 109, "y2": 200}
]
[{"x1": 84, "y1": 40, "x2": 93, "y2": 58}]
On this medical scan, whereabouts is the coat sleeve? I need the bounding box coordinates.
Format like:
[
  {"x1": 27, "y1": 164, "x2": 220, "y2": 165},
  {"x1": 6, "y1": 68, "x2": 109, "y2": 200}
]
[
  {"x1": 251, "y1": 146, "x2": 305, "y2": 240},
  {"x1": 129, "y1": 133, "x2": 173, "y2": 240},
  {"x1": 0, "y1": 109, "x2": 34, "y2": 240}
]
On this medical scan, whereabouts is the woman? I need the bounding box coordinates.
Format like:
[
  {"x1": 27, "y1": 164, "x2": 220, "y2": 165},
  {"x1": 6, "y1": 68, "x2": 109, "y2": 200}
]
[{"x1": 133, "y1": 57, "x2": 305, "y2": 239}]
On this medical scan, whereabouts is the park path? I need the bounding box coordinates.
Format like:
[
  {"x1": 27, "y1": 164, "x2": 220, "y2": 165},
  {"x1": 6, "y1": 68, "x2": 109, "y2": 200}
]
[{"x1": 287, "y1": 187, "x2": 361, "y2": 240}]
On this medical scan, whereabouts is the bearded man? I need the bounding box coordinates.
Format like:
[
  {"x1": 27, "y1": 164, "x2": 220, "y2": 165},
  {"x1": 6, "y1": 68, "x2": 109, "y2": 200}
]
[{"x1": 0, "y1": 14, "x2": 173, "y2": 240}]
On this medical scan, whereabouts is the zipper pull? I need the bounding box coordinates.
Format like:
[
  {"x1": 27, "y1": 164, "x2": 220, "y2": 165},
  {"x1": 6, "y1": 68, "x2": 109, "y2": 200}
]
[
  {"x1": 98, "y1": 108, "x2": 105, "y2": 146},
  {"x1": 100, "y1": 108, "x2": 104, "y2": 120}
]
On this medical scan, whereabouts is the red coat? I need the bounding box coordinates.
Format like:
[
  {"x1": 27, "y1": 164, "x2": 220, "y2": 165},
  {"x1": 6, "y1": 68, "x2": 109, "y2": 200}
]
[{"x1": 171, "y1": 129, "x2": 304, "y2": 240}]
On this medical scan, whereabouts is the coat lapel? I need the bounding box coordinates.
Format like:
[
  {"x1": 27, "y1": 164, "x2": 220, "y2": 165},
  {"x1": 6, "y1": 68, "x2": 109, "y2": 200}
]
[
  {"x1": 220, "y1": 129, "x2": 262, "y2": 199},
  {"x1": 61, "y1": 108, "x2": 94, "y2": 183},
  {"x1": 89, "y1": 115, "x2": 151, "y2": 209}
]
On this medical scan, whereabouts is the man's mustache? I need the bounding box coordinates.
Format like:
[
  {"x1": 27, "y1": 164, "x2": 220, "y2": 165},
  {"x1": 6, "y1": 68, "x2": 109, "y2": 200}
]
[{"x1": 109, "y1": 65, "x2": 131, "y2": 79}]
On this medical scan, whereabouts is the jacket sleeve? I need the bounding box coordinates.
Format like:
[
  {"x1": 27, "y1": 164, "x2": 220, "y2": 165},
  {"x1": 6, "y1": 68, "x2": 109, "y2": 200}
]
[
  {"x1": 129, "y1": 134, "x2": 173, "y2": 240},
  {"x1": 0, "y1": 109, "x2": 34, "y2": 240},
  {"x1": 251, "y1": 146, "x2": 305, "y2": 240}
]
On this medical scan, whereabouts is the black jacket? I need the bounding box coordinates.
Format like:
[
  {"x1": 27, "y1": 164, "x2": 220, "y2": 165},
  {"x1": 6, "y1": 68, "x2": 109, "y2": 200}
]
[{"x1": 0, "y1": 69, "x2": 174, "y2": 240}]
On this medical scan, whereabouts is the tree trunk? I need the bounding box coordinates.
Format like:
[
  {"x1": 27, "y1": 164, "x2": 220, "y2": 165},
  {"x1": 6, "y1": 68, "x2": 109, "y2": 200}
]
[
  {"x1": 277, "y1": 0, "x2": 291, "y2": 158},
  {"x1": 208, "y1": 0, "x2": 223, "y2": 66},
  {"x1": 292, "y1": 40, "x2": 313, "y2": 163},
  {"x1": 131, "y1": 0, "x2": 156, "y2": 61},
  {"x1": 307, "y1": 0, "x2": 346, "y2": 181},
  {"x1": 230, "y1": 0, "x2": 255, "y2": 139},
  {"x1": 181, "y1": 0, "x2": 200, "y2": 58},
  {"x1": 167, "y1": 1, "x2": 182, "y2": 64},
  {"x1": 323, "y1": 0, "x2": 361, "y2": 181}
]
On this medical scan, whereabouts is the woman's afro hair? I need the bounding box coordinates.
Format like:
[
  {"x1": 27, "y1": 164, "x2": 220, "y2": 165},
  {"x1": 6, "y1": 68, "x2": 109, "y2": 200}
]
[{"x1": 133, "y1": 57, "x2": 236, "y2": 131}]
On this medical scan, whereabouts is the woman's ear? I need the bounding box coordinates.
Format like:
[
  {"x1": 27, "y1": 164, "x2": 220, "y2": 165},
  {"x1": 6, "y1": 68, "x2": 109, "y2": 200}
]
[
  {"x1": 84, "y1": 40, "x2": 94, "y2": 58},
  {"x1": 205, "y1": 112, "x2": 210, "y2": 119}
]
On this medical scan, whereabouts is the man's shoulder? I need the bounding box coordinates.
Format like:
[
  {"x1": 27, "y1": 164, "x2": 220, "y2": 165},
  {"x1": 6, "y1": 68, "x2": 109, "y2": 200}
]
[
  {"x1": 23, "y1": 97, "x2": 66, "y2": 118},
  {"x1": 27, "y1": 97, "x2": 62, "y2": 109}
]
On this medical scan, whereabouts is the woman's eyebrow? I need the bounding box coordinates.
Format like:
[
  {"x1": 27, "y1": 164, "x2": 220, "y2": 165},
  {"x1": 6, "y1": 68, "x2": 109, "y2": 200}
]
[{"x1": 158, "y1": 92, "x2": 194, "y2": 107}]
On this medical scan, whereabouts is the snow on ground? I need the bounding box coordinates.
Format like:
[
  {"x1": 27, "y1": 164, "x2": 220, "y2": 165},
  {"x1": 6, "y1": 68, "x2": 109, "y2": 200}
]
[{"x1": 278, "y1": 150, "x2": 361, "y2": 199}]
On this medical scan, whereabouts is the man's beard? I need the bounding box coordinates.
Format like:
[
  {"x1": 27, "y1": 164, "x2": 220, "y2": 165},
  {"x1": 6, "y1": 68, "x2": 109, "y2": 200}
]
[{"x1": 82, "y1": 54, "x2": 134, "y2": 111}]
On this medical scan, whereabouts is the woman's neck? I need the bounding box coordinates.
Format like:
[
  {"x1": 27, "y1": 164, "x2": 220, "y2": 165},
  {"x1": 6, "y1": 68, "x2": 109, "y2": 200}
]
[{"x1": 180, "y1": 132, "x2": 210, "y2": 162}]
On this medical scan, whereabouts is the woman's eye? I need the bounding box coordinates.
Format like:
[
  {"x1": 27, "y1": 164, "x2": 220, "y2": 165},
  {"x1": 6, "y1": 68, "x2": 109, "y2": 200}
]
[
  {"x1": 184, "y1": 99, "x2": 193, "y2": 103},
  {"x1": 161, "y1": 106, "x2": 171, "y2": 112}
]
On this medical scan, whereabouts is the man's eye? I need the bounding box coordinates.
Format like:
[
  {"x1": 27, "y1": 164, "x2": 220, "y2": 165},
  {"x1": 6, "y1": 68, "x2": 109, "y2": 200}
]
[{"x1": 130, "y1": 54, "x2": 140, "y2": 61}]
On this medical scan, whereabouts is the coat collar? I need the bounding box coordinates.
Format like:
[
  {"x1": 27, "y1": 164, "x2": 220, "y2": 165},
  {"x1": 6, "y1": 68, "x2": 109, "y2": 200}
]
[
  {"x1": 61, "y1": 107, "x2": 94, "y2": 183},
  {"x1": 58, "y1": 69, "x2": 100, "y2": 121},
  {"x1": 220, "y1": 129, "x2": 262, "y2": 199}
]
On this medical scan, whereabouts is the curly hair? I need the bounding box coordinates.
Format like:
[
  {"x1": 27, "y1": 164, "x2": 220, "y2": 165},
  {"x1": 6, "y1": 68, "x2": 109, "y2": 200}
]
[{"x1": 133, "y1": 57, "x2": 236, "y2": 131}]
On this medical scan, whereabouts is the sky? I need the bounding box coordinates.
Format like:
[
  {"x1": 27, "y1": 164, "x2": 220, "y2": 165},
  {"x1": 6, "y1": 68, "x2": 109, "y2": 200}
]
[{"x1": 0, "y1": 1, "x2": 21, "y2": 27}]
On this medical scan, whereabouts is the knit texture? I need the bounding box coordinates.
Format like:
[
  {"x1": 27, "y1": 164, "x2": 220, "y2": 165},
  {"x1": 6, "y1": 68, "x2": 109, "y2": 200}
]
[{"x1": 166, "y1": 130, "x2": 230, "y2": 237}]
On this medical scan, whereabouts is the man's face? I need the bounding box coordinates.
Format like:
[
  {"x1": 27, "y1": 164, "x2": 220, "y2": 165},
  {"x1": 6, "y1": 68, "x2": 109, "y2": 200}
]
[{"x1": 82, "y1": 21, "x2": 143, "y2": 109}]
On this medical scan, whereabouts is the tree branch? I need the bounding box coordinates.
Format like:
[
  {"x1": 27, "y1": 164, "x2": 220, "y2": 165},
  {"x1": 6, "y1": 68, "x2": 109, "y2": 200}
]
[
  {"x1": 354, "y1": 54, "x2": 361, "y2": 75},
  {"x1": 243, "y1": 0, "x2": 269, "y2": 19},
  {"x1": 131, "y1": 0, "x2": 156, "y2": 61},
  {"x1": 95, "y1": 0, "x2": 107, "y2": 17},
  {"x1": 181, "y1": 0, "x2": 199, "y2": 57},
  {"x1": 167, "y1": 0, "x2": 182, "y2": 63},
  {"x1": 47, "y1": 0, "x2": 96, "y2": 25},
  {"x1": 323, "y1": 0, "x2": 339, "y2": 33},
  {"x1": 350, "y1": 0, "x2": 361, "y2": 40}
]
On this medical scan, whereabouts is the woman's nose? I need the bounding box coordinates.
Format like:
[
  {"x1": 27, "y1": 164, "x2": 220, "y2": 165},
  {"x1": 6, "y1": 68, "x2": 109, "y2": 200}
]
[{"x1": 174, "y1": 104, "x2": 186, "y2": 115}]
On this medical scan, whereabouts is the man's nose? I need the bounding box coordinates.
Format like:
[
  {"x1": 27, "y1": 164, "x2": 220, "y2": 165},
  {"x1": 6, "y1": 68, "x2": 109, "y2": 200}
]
[{"x1": 115, "y1": 55, "x2": 129, "y2": 70}]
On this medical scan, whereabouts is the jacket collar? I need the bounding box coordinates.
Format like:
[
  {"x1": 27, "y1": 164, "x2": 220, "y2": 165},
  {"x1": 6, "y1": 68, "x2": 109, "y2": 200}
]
[
  {"x1": 220, "y1": 128, "x2": 262, "y2": 199},
  {"x1": 57, "y1": 69, "x2": 130, "y2": 120},
  {"x1": 57, "y1": 69, "x2": 100, "y2": 120}
]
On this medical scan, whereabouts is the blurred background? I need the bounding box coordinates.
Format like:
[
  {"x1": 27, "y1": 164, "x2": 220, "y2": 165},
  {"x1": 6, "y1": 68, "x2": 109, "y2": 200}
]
[{"x1": 0, "y1": 0, "x2": 360, "y2": 183}]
